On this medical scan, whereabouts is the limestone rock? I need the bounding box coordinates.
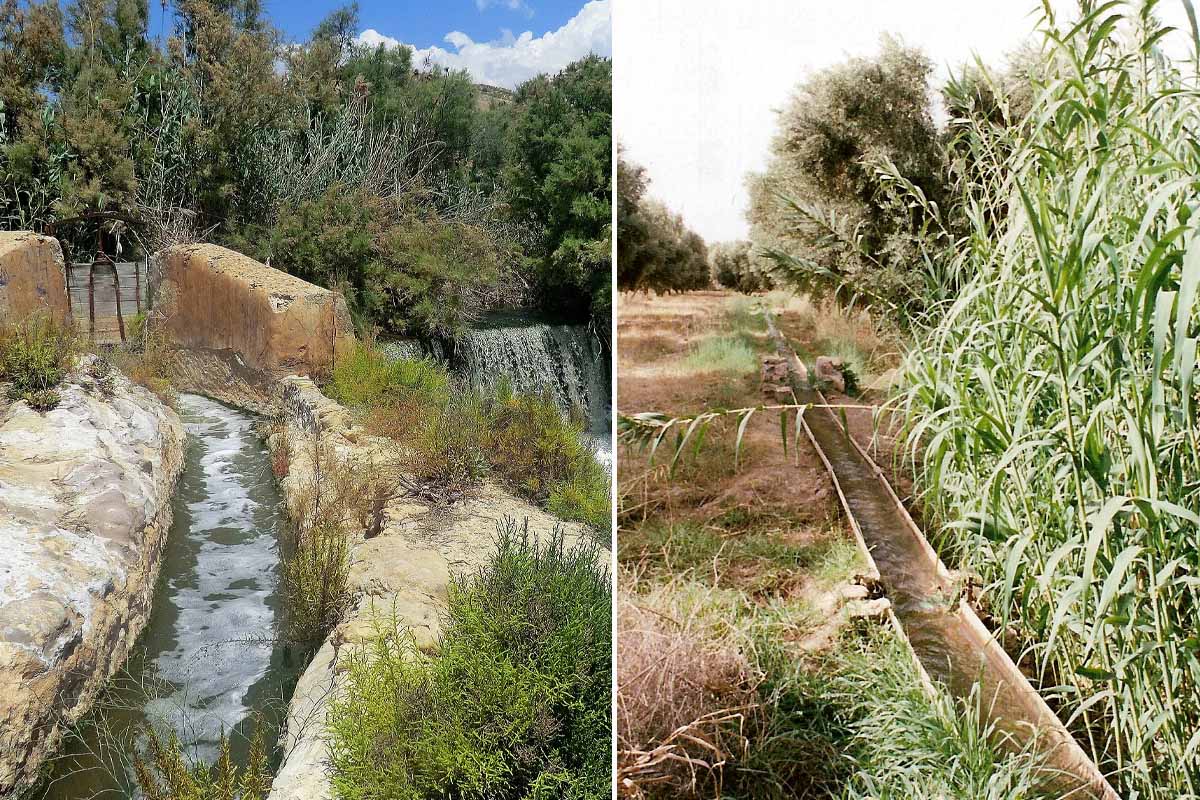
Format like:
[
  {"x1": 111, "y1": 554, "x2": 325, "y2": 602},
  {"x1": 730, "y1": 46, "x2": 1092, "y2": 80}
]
[
  {"x1": 265, "y1": 378, "x2": 609, "y2": 800},
  {"x1": 0, "y1": 355, "x2": 183, "y2": 795},
  {"x1": 0, "y1": 231, "x2": 69, "y2": 326},
  {"x1": 269, "y1": 638, "x2": 338, "y2": 800},
  {"x1": 847, "y1": 597, "x2": 892, "y2": 621},
  {"x1": 153, "y1": 244, "x2": 354, "y2": 379}
]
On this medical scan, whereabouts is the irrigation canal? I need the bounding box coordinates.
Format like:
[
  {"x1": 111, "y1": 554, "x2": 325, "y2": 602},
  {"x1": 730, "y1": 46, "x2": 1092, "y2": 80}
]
[
  {"x1": 38, "y1": 394, "x2": 296, "y2": 798},
  {"x1": 763, "y1": 310, "x2": 1119, "y2": 800}
]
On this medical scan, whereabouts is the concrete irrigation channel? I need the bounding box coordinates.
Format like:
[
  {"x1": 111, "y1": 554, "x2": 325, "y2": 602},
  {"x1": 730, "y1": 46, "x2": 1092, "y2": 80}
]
[{"x1": 762, "y1": 309, "x2": 1119, "y2": 800}]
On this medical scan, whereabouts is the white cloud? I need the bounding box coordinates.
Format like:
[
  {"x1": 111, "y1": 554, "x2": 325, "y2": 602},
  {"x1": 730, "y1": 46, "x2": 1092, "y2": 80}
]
[{"x1": 357, "y1": 0, "x2": 610, "y2": 89}]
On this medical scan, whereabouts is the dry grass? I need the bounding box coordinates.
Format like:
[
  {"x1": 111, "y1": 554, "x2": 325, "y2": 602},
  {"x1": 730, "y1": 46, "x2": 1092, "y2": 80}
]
[
  {"x1": 107, "y1": 326, "x2": 178, "y2": 405},
  {"x1": 617, "y1": 581, "x2": 760, "y2": 800}
]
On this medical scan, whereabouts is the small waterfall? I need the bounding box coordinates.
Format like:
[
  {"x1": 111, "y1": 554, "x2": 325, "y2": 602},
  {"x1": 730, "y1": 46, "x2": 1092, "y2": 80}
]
[{"x1": 382, "y1": 321, "x2": 611, "y2": 434}]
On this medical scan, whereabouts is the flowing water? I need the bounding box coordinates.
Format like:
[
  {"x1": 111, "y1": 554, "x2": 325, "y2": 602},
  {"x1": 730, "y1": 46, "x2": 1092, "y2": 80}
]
[
  {"x1": 36, "y1": 394, "x2": 295, "y2": 798},
  {"x1": 382, "y1": 311, "x2": 613, "y2": 467}
]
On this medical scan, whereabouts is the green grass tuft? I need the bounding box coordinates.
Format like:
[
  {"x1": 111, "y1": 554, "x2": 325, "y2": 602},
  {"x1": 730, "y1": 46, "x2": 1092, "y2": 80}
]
[
  {"x1": 679, "y1": 335, "x2": 759, "y2": 375},
  {"x1": 0, "y1": 314, "x2": 78, "y2": 408}
]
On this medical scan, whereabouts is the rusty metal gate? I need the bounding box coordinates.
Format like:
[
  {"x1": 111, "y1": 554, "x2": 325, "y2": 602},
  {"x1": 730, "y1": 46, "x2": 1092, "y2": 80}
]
[{"x1": 66, "y1": 259, "x2": 149, "y2": 344}]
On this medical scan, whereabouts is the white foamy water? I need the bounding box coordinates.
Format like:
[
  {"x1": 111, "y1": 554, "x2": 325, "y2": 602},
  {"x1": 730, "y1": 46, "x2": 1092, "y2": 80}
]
[{"x1": 143, "y1": 394, "x2": 282, "y2": 760}]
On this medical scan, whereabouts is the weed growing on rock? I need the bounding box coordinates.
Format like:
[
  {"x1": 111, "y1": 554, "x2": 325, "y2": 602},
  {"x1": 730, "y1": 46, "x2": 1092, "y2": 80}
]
[
  {"x1": 87, "y1": 356, "x2": 116, "y2": 397},
  {"x1": 109, "y1": 325, "x2": 177, "y2": 404},
  {"x1": 332, "y1": 339, "x2": 611, "y2": 531},
  {"x1": 133, "y1": 724, "x2": 271, "y2": 800},
  {"x1": 281, "y1": 435, "x2": 365, "y2": 645},
  {"x1": 329, "y1": 517, "x2": 611, "y2": 800},
  {"x1": 0, "y1": 314, "x2": 78, "y2": 409}
]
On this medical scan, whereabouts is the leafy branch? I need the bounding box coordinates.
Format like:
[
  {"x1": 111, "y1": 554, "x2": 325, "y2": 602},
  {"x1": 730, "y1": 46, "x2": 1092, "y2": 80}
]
[{"x1": 618, "y1": 401, "x2": 874, "y2": 475}]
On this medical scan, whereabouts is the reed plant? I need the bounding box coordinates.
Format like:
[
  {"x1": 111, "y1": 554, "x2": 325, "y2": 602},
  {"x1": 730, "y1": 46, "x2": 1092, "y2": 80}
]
[{"x1": 899, "y1": 1, "x2": 1200, "y2": 794}]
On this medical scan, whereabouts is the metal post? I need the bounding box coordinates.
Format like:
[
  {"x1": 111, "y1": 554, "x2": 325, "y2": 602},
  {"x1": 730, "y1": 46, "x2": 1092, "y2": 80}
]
[
  {"x1": 113, "y1": 263, "x2": 126, "y2": 344},
  {"x1": 87, "y1": 263, "x2": 96, "y2": 345}
]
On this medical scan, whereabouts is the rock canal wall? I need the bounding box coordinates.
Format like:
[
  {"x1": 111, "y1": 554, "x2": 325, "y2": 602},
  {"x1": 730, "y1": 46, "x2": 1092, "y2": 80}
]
[
  {"x1": 0, "y1": 356, "x2": 183, "y2": 795},
  {"x1": 153, "y1": 244, "x2": 354, "y2": 382},
  {"x1": 0, "y1": 232, "x2": 70, "y2": 327},
  {"x1": 264, "y1": 377, "x2": 604, "y2": 800}
]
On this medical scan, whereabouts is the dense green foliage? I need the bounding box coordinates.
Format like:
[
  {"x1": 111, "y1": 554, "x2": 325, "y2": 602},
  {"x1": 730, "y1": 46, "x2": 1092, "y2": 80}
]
[
  {"x1": 506, "y1": 55, "x2": 613, "y2": 327},
  {"x1": 328, "y1": 340, "x2": 610, "y2": 533},
  {"x1": 329, "y1": 519, "x2": 611, "y2": 800},
  {"x1": 747, "y1": 37, "x2": 950, "y2": 315},
  {"x1": 246, "y1": 186, "x2": 510, "y2": 339},
  {"x1": 0, "y1": 1, "x2": 612, "y2": 337},
  {"x1": 616, "y1": 152, "x2": 709, "y2": 293},
  {"x1": 900, "y1": 2, "x2": 1200, "y2": 796},
  {"x1": 709, "y1": 240, "x2": 774, "y2": 293}
]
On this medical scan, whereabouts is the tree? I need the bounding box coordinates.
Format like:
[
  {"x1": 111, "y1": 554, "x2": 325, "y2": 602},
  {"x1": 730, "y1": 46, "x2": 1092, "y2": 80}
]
[
  {"x1": 616, "y1": 152, "x2": 708, "y2": 294},
  {"x1": 54, "y1": 0, "x2": 148, "y2": 225},
  {"x1": 264, "y1": 185, "x2": 508, "y2": 340},
  {"x1": 747, "y1": 36, "x2": 948, "y2": 313},
  {"x1": 0, "y1": 0, "x2": 66, "y2": 230},
  {"x1": 506, "y1": 55, "x2": 612, "y2": 326},
  {"x1": 710, "y1": 240, "x2": 772, "y2": 294},
  {"x1": 339, "y1": 43, "x2": 480, "y2": 174},
  {"x1": 168, "y1": 0, "x2": 300, "y2": 230}
]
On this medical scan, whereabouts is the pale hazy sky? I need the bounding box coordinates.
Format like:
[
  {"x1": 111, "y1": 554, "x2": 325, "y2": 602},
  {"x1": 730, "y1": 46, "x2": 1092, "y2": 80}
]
[{"x1": 615, "y1": 1, "x2": 1192, "y2": 242}]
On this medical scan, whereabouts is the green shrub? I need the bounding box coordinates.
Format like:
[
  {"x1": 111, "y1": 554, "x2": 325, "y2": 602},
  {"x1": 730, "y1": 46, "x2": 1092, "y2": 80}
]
[
  {"x1": 264, "y1": 186, "x2": 508, "y2": 340},
  {"x1": 126, "y1": 312, "x2": 147, "y2": 344},
  {"x1": 281, "y1": 439, "x2": 366, "y2": 645},
  {"x1": 327, "y1": 340, "x2": 449, "y2": 410},
  {"x1": 485, "y1": 388, "x2": 611, "y2": 534},
  {"x1": 409, "y1": 392, "x2": 491, "y2": 491},
  {"x1": 283, "y1": 518, "x2": 351, "y2": 645},
  {"x1": 134, "y1": 724, "x2": 272, "y2": 800},
  {"x1": 547, "y1": 466, "x2": 611, "y2": 536},
  {"x1": 485, "y1": 389, "x2": 588, "y2": 502},
  {"x1": 109, "y1": 325, "x2": 177, "y2": 405},
  {"x1": 0, "y1": 315, "x2": 78, "y2": 406},
  {"x1": 329, "y1": 518, "x2": 611, "y2": 800}
]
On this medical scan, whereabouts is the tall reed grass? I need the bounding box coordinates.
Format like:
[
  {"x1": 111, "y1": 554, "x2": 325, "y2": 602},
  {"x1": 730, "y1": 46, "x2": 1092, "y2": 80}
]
[{"x1": 900, "y1": 2, "x2": 1200, "y2": 794}]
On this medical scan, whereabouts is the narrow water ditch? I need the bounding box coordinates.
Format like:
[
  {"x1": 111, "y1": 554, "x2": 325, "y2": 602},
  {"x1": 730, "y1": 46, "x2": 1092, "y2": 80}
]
[
  {"x1": 37, "y1": 394, "x2": 298, "y2": 798},
  {"x1": 763, "y1": 311, "x2": 1117, "y2": 800}
]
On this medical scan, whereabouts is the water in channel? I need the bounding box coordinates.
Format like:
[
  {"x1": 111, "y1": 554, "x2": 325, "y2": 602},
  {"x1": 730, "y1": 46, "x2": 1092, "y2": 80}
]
[{"x1": 37, "y1": 394, "x2": 297, "y2": 799}]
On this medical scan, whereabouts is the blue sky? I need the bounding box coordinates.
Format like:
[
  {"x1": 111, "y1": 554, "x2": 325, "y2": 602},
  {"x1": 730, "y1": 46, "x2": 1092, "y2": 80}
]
[{"x1": 145, "y1": 0, "x2": 610, "y2": 88}]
